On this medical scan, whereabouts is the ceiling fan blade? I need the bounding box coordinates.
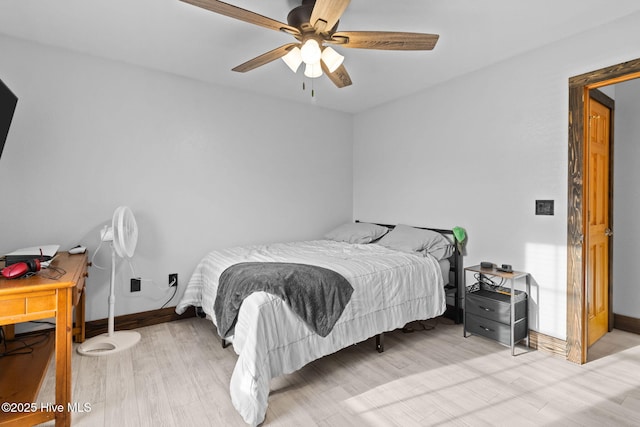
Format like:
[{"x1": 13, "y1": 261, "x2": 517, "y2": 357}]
[
  {"x1": 180, "y1": 0, "x2": 300, "y2": 35},
  {"x1": 310, "y1": 0, "x2": 350, "y2": 34},
  {"x1": 232, "y1": 43, "x2": 299, "y2": 73},
  {"x1": 321, "y1": 62, "x2": 352, "y2": 88},
  {"x1": 331, "y1": 31, "x2": 439, "y2": 50}
]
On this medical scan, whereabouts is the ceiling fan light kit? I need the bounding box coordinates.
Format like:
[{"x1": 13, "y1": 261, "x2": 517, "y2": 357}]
[
  {"x1": 282, "y1": 46, "x2": 302, "y2": 72},
  {"x1": 180, "y1": 0, "x2": 439, "y2": 88},
  {"x1": 300, "y1": 38, "x2": 322, "y2": 64},
  {"x1": 280, "y1": 42, "x2": 344, "y2": 78},
  {"x1": 304, "y1": 62, "x2": 323, "y2": 78},
  {"x1": 320, "y1": 46, "x2": 344, "y2": 73}
]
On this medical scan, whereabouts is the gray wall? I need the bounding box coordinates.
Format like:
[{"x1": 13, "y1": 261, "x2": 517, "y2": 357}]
[
  {"x1": 353, "y1": 11, "x2": 640, "y2": 339},
  {"x1": 0, "y1": 35, "x2": 353, "y2": 324}
]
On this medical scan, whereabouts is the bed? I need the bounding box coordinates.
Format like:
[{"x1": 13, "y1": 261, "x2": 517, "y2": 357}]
[{"x1": 175, "y1": 222, "x2": 462, "y2": 426}]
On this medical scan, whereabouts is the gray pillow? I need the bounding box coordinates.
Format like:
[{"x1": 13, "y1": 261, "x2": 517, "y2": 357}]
[
  {"x1": 376, "y1": 224, "x2": 455, "y2": 260},
  {"x1": 324, "y1": 223, "x2": 389, "y2": 244}
]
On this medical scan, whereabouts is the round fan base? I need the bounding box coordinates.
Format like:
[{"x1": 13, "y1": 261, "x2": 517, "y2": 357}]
[{"x1": 77, "y1": 331, "x2": 141, "y2": 357}]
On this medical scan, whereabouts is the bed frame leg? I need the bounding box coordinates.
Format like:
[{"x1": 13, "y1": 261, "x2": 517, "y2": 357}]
[
  {"x1": 375, "y1": 333, "x2": 384, "y2": 353},
  {"x1": 222, "y1": 338, "x2": 230, "y2": 349},
  {"x1": 195, "y1": 306, "x2": 206, "y2": 318}
]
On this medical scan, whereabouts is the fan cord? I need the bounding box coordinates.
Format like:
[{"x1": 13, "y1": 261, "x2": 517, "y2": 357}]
[
  {"x1": 90, "y1": 238, "x2": 108, "y2": 270},
  {"x1": 126, "y1": 263, "x2": 179, "y2": 309},
  {"x1": 127, "y1": 258, "x2": 138, "y2": 279},
  {"x1": 160, "y1": 285, "x2": 178, "y2": 309},
  {"x1": 89, "y1": 226, "x2": 177, "y2": 309}
]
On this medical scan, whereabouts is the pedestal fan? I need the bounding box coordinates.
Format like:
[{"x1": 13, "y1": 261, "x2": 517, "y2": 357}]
[{"x1": 78, "y1": 206, "x2": 141, "y2": 356}]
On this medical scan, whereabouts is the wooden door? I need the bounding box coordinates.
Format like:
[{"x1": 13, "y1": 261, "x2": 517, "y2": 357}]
[{"x1": 586, "y1": 96, "x2": 611, "y2": 347}]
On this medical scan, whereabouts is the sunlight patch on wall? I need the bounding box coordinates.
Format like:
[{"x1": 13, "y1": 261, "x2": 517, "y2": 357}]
[{"x1": 525, "y1": 242, "x2": 567, "y2": 338}]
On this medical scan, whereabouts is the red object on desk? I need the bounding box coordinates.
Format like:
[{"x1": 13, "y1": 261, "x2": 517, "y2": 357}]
[{"x1": 1, "y1": 258, "x2": 41, "y2": 279}]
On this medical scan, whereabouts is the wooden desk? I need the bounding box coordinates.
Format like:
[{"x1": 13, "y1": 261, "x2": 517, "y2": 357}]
[{"x1": 0, "y1": 252, "x2": 89, "y2": 427}]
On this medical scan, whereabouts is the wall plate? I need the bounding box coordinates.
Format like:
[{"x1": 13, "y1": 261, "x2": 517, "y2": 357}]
[{"x1": 536, "y1": 200, "x2": 554, "y2": 215}]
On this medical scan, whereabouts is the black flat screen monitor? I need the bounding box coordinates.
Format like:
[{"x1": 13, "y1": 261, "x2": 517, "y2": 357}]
[{"x1": 0, "y1": 78, "x2": 18, "y2": 160}]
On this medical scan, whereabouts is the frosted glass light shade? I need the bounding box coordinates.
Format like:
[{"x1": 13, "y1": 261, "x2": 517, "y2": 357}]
[
  {"x1": 321, "y1": 46, "x2": 344, "y2": 73},
  {"x1": 282, "y1": 46, "x2": 302, "y2": 73},
  {"x1": 304, "y1": 62, "x2": 323, "y2": 78},
  {"x1": 300, "y1": 39, "x2": 322, "y2": 64}
]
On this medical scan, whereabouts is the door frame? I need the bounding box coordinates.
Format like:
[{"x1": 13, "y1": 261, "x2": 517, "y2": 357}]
[{"x1": 567, "y1": 57, "x2": 640, "y2": 364}]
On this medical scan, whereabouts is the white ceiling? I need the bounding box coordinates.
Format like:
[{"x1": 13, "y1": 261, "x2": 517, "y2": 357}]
[{"x1": 2, "y1": 0, "x2": 640, "y2": 113}]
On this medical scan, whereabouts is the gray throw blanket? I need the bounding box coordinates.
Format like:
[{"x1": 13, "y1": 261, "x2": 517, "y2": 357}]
[{"x1": 214, "y1": 262, "x2": 354, "y2": 338}]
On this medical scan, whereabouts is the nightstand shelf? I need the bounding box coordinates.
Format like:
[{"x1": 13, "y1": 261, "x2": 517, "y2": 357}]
[{"x1": 463, "y1": 265, "x2": 530, "y2": 355}]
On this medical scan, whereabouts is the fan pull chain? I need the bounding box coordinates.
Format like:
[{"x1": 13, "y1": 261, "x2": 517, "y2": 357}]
[{"x1": 301, "y1": 80, "x2": 316, "y2": 99}]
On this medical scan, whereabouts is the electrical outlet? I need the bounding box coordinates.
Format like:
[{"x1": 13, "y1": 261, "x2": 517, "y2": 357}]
[
  {"x1": 131, "y1": 278, "x2": 141, "y2": 292},
  {"x1": 169, "y1": 273, "x2": 178, "y2": 287}
]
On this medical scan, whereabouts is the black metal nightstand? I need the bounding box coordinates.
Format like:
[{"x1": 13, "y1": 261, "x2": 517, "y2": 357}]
[{"x1": 463, "y1": 265, "x2": 530, "y2": 355}]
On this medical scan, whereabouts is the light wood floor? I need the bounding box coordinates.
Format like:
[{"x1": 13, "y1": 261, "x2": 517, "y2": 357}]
[{"x1": 37, "y1": 317, "x2": 640, "y2": 426}]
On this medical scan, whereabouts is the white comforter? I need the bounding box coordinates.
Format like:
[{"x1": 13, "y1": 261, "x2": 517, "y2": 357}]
[{"x1": 175, "y1": 240, "x2": 445, "y2": 426}]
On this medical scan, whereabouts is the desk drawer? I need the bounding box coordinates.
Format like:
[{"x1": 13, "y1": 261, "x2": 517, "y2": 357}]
[
  {"x1": 0, "y1": 290, "x2": 57, "y2": 323},
  {"x1": 466, "y1": 312, "x2": 527, "y2": 346}
]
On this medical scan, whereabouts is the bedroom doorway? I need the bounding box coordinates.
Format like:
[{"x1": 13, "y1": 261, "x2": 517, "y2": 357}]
[{"x1": 567, "y1": 58, "x2": 640, "y2": 364}]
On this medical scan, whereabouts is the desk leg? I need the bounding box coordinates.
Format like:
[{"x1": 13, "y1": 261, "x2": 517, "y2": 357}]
[
  {"x1": 55, "y1": 288, "x2": 72, "y2": 427},
  {"x1": 74, "y1": 289, "x2": 86, "y2": 343},
  {"x1": 2, "y1": 324, "x2": 15, "y2": 340}
]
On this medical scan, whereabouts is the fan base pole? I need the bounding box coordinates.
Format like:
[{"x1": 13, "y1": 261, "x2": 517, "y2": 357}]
[{"x1": 77, "y1": 330, "x2": 141, "y2": 357}]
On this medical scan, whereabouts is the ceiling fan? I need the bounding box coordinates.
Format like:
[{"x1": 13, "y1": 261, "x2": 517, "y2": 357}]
[{"x1": 180, "y1": 0, "x2": 439, "y2": 88}]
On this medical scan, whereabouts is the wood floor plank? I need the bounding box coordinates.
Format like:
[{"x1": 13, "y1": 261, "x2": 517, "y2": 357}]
[{"x1": 34, "y1": 317, "x2": 640, "y2": 426}]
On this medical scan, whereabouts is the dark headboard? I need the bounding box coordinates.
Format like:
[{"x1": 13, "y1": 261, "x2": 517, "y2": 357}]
[{"x1": 355, "y1": 221, "x2": 463, "y2": 323}]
